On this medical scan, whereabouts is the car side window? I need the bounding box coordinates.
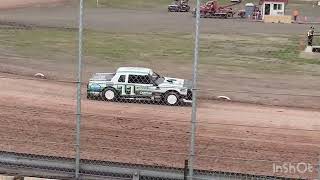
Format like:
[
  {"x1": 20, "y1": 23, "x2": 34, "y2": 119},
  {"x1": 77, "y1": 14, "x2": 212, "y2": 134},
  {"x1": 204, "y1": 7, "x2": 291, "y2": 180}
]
[
  {"x1": 128, "y1": 75, "x2": 151, "y2": 84},
  {"x1": 118, "y1": 75, "x2": 125, "y2": 82}
]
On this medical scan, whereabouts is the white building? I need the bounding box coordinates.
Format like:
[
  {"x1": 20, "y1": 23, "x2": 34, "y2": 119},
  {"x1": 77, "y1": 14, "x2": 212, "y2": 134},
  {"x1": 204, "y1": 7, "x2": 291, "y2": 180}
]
[{"x1": 260, "y1": 0, "x2": 288, "y2": 20}]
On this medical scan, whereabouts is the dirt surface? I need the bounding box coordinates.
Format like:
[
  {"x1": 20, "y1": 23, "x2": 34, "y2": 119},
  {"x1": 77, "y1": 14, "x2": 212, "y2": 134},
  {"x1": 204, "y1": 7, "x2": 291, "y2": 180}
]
[
  {"x1": 1, "y1": 73, "x2": 320, "y2": 179},
  {"x1": 1, "y1": 50, "x2": 320, "y2": 109},
  {"x1": 0, "y1": 1, "x2": 320, "y2": 179},
  {"x1": 0, "y1": 0, "x2": 68, "y2": 10}
]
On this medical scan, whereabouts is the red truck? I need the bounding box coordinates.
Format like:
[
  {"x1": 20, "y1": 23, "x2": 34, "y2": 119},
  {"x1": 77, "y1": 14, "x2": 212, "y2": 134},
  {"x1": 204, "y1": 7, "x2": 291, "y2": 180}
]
[{"x1": 193, "y1": 0, "x2": 244, "y2": 18}]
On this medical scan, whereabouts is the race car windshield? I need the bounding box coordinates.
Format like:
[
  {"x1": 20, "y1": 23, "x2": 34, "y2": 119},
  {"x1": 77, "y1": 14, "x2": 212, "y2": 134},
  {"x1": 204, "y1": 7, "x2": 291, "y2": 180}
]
[{"x1": 152, "y1": 72, "x2": 164, "y2": 85}]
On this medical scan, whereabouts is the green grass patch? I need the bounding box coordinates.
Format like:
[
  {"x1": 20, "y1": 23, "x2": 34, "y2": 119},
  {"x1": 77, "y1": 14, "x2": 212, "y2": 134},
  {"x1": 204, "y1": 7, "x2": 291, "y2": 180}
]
[
  {"x1": 85, "y1": 0, "x2": 237, "y2": 9},
  {"x1": 0, "y1": 27, "x2": 319, "y2": 75},
  {"x1": 0, "y1": 28, "x2": 76, "y2": 59},
  {"x1": 85, "y1": 0, "x2": 172, "y2": 9},
  {"x1": 84, "y1": 32, "x2": 193, "y2": 61},
  {"x1": 261, "y1": 37, "x2": 320, "y2": 65}
]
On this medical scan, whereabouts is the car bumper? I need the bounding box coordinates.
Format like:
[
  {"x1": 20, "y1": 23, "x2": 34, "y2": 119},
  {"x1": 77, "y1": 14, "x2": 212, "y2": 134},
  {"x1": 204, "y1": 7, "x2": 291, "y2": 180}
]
[
  {"x1": 181, "y1": 89, "x2": 193, "y2": 103},
  {"x1": 87, "y1": 91, "x2": 101, "y2": 97},
  {"x1": 182, "y1": 99, "x2": 192, "y2": 103}
]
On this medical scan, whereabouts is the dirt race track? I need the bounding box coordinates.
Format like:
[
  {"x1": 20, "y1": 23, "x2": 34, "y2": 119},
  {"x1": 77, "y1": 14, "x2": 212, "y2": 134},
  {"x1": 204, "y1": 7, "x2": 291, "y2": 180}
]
[
  {"x1": 0, "y1": 0, "x2": 320, "y2": 179},
  {"x1": 1, "y1": 73, "x2": 320, "y2": 179}
]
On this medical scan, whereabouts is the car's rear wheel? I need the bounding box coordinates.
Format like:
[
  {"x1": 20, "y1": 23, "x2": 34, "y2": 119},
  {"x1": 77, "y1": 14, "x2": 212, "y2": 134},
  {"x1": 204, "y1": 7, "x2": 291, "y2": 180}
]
[
  {"x1": 227, "y1": 12, "x2": 233, "y2": 18},
  {"x1": 102, "y1": 88, "x2": 118, "y2": 101},
  {"x1": 164, "y1": 92, "x2": 180, "y2": 106}
]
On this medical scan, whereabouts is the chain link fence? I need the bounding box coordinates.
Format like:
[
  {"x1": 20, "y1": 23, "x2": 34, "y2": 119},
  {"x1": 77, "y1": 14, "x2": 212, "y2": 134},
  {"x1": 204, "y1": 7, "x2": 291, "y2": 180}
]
[{"x1": 0, "y1": 0, "x2": 320, "y2": 180}]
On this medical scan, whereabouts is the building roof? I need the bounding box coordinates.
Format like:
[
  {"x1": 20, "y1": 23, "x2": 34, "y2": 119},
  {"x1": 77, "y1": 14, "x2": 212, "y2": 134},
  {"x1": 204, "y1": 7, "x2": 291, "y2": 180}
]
[
  {"x1": 260, "y1": 0, "x2": 288, "y2": 4},
  {"x1": 116, "y1": 67, "x2": 153, "y2": 75}
]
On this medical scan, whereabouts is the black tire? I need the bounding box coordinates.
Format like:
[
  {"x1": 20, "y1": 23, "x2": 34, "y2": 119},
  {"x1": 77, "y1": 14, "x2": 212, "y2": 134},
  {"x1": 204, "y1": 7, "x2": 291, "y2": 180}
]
[
  {"x1": 164, "y1": 91, "x2": 180, "y2": 106},
  {"x1": 87, "y1": 93, "x2": 93, "y2": 100},
  {"x1": 101, "y1": 88, "x2": 118, "y2": 101},
  {"x1": 227, "y1": 12, "x2": 233, "y2": 18}
]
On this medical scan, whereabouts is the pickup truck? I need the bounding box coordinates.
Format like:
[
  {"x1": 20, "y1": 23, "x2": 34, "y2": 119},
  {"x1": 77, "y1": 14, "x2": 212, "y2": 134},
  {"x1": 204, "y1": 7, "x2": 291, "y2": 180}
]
[{"x1": 87, "y1": 67, "x2": 193, "y2": 106}]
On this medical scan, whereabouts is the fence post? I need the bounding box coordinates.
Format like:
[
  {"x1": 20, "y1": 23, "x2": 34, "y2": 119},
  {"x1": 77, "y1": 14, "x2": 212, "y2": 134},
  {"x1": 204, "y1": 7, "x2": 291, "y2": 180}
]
[
  {"x1": 189, "y1": 0, "x2": 201, "y2": 179},
  {"x1": 75, "y1": 0, "x2": 84, "y2": 179},
  {"x1": 184, "y1": 159, "x2": 189, "y2": 180},
  {"x1": 318, "y1": 156, "x2": 320, "y2": 180},
  {"x1": 133, "y1": 171, "x2": 140, "y2": 180}
]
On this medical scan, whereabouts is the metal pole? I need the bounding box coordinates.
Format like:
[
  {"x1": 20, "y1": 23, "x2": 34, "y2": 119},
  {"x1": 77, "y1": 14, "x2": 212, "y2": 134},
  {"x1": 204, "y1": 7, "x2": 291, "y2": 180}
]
[
  {"x1": 75, "y1": 0, "x2": 84, "y2": 179},
  {"x1": 189, "y1": 0, "x2": 201, "y2": 179},
  {"x1": 96, "y1": 0, "x2": 99, "y2": 7}
]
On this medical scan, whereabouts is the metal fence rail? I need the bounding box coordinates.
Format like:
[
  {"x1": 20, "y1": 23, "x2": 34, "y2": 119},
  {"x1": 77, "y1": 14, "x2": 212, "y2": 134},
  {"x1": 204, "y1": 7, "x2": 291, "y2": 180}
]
[{"x1": 0, "y1": 151, "x2": 299, "y2": 180}]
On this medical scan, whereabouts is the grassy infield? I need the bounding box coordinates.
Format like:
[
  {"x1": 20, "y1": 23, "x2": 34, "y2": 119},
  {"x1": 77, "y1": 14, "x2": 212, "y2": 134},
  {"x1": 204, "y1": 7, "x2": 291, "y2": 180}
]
[
  {"x1": 85, "y1": 0, "x2": 233, "y2": 8},
  {"x1": 86, "y1": 0, "x2": 173, "y2": 9},
  {"x1": 0, "y1": 0, "x2": 319, "y2": 76}
]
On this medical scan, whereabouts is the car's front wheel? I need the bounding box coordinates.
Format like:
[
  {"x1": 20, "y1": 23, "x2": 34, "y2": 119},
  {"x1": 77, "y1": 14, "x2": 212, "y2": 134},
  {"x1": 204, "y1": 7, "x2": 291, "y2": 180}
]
[
  {"x1": 102, "y1": 88, "x2": 118, "y2": 101},
  {"x1": 164, "y1": 92, "x2": 180, "y2": 106},
  {"x1": 87, "y1": 93, "x2": 93, "y2": 100}
]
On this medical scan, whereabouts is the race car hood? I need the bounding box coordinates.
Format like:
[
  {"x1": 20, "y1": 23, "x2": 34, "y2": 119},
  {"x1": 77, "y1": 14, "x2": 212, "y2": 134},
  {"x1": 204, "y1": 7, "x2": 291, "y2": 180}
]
[{"x1": 158, "y1": 77, "x2": 192, "y2": 89}]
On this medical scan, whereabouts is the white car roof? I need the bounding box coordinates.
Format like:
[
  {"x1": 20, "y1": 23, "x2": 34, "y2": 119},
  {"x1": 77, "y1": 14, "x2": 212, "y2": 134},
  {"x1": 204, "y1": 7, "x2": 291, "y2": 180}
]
[{"x1": 116, "y1": 67, "x2": 153, "y2": 75}]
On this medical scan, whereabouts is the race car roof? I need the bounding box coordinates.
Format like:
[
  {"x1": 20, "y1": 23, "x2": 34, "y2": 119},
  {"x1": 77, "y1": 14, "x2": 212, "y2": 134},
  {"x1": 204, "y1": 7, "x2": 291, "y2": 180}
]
[{"x1": 116, "y1": 67, "x2": 153, "y2": 75}]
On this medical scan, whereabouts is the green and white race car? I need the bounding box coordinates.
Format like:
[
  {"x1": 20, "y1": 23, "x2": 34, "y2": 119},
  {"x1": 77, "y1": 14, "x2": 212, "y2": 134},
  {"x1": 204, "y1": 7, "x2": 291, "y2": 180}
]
[{"x1": 87, "y1": 67, "x2": 193, "y2": 106}]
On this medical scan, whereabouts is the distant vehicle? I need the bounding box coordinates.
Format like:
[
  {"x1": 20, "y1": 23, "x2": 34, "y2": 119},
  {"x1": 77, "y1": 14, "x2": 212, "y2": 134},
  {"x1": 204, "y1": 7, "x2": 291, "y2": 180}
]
[
  {"x1": 168, "y1": 0, "x2": 191, "y2": 12},
  {"x1": 192, "y1": 0, "x2": 242, "y2": 18},
  {"x1": 87, "y1": 67, "x2": 193, "y2": 106}
]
